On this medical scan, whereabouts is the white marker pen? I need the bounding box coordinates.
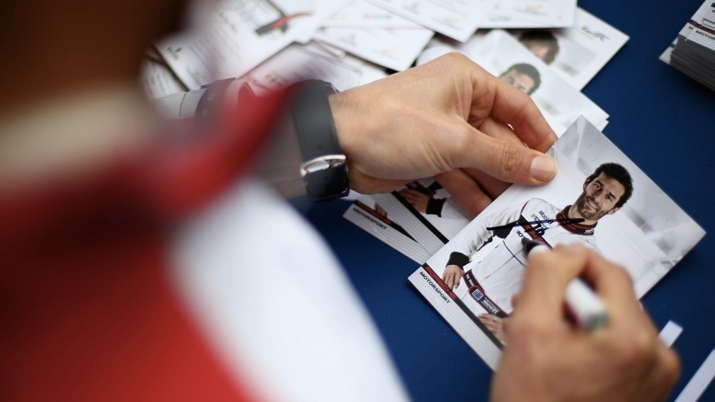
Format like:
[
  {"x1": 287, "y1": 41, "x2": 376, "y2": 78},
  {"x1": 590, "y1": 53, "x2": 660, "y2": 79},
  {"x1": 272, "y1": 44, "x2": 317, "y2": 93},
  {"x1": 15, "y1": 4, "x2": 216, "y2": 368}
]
[{"x1": 523, "y1": 239, "x2": 610, "y2": 331}]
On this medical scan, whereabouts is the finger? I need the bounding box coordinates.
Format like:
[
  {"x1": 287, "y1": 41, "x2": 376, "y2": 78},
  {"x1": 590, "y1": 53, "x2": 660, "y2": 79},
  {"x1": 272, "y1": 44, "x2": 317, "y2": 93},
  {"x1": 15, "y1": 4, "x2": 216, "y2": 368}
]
[
  {"x1": 486, "y1": 77, "x2": 557, "y2": 152},
  {"x1": 511, "y1": 293, "x2": 520, "y2": 310},
  {"x1": 576, "y1": 248, "x2": 642, "y2": 317},
  {"x1": 435, "y1": 170, "x2": 492, "y2": 217},
  {"x1": 456, "y1": 271, "x2": 462, "y2": 289},
  {"x1": 374, "y1": 204, "x2": 387, "y2": 217},
  {"x1": 397, "y1": 191, "x2": 413, "y2": 203},
  {"x1": 517, "y1": 244, "x2": 586, "y2": 320},
  {"x1": 450, "y1": 271, "x2": 460, "y2": 289},
  {"x1": 646, "y1": 347, "x2": 681, "y2": 401},
  {"x1": 476, "y1": 115, "x2": 526, "y2": 145},
  {"x1": 463, "y1": 167, "x2": 511, "y2": 199},
  {"x1": 478, "y1": 316, "x2": 496, "y2": 331},
  {"x1": 443, "y1": 271, "x2": 455, "y2": 290},
  {"x1": 347, "y1": 169, "x2": 408, "y2": 194},
  {"x1": 398, "y1": 188, "x2": 417, "y2": 198},
  {"x1": 451, "y1": 124, "x2": 558, "y2": 185},
  {"x1": 478, "y1": 313, "x2": 495, "y2": 323}
]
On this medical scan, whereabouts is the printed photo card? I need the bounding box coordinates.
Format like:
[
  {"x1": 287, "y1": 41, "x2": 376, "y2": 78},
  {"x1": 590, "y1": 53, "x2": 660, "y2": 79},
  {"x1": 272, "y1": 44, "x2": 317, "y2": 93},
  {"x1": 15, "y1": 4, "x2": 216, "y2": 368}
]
[{"x1": 409, "y1": 116, "x2": 705, "y2": 369}]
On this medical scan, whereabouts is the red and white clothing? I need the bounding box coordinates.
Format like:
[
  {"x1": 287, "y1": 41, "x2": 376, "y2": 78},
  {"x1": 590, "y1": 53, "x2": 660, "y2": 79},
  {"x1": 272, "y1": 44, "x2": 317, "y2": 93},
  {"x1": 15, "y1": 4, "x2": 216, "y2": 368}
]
[
  {"x1": 0, "y1": 84, "x2": 409, "y2": 401},
  {"x1": 450, "y1": 198, "x2": 599, "y2": 315}
]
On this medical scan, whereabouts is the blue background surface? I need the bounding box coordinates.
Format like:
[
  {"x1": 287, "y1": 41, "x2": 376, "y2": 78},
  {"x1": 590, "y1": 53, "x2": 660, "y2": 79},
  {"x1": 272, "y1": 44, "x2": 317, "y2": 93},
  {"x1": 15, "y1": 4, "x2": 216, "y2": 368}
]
[{"x1": 294, "y1": 0, "x2": 715, "y2": 400}]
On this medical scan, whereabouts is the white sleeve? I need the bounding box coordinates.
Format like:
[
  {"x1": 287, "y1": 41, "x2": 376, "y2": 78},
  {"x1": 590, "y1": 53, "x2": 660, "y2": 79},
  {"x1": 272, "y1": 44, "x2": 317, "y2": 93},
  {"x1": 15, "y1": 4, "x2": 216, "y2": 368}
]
[
  {"x1": 171, "y1": 178, "x2": 410, "y2": 402},
  {"x1": 453, "y1": 201, "x2": 526, "y2": 259}
]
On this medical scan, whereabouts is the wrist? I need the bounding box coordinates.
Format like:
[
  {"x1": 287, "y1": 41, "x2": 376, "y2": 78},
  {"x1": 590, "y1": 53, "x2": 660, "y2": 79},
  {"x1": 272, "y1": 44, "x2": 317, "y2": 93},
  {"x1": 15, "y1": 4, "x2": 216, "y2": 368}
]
[
  {"x1": 291, "y1": 80, "x2": 349, "y2": 202},
  {"x1": 327, "y1": 90, "x2": 356, "y2": 160},
  {"x1": 426, "y1": 197, "x2": 446, "y2": 216},
  {"x1": 447, "y1": 252, "x2": 469, "y2": 269}
]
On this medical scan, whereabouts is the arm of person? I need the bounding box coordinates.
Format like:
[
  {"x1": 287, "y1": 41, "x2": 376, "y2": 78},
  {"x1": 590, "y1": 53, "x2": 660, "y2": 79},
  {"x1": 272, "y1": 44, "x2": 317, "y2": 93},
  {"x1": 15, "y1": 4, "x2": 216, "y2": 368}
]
[
  {"x1": 261, "y1": 53, "x2": 558, "y2": 211},
  {"x1": 442, "y1": 200, "x2": 524, "y2": 289},
  {"x1": 330, "y1": 52, "x2": 557, "y2": 207},
  {"x1": 490, "y1": 243, "x2": 680, "y2": 402},
  {"x1": 154, "y1": 53, "x2": 559, "y2": 212}
]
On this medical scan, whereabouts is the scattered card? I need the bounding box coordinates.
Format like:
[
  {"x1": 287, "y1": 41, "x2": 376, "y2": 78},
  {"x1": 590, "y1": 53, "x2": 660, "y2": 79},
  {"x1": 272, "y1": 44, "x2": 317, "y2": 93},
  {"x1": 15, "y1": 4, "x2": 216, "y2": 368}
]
[
  {"x1": 510, "y1": 8, "x2": 629, "y2": 90},
  {"x1": 315, "y1": 1, "x2": 434, "y2": 71},
  {"x1": 418, "y1": 30, "x2": 609, "y2": 153}
]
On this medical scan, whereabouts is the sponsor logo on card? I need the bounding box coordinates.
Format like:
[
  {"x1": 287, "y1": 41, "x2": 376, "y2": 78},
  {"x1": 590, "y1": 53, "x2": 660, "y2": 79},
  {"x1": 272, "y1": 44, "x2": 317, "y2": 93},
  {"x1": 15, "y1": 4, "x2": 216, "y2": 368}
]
[
  {"x1": 581, "y1": 26, "x2": 610, "y2": 42},
  {"x1": 471, "y1": 288, "x2": 485, "y2": 301}
]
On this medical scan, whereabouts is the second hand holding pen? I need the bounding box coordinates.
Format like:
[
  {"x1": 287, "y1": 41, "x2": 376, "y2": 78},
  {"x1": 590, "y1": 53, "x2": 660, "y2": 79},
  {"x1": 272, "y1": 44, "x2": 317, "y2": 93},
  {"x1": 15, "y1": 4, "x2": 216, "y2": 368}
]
[{"x1": 522, "y1": 239, "x2": 610, "y2": 332}]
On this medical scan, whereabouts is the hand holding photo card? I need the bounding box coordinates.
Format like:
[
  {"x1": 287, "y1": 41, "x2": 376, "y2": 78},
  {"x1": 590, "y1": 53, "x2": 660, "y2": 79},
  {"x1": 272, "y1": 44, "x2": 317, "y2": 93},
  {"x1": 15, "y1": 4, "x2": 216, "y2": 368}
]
[
  {"x1": 409, "y1": 116, "x2": 705, "y2": 370},
  {"x1": 417, "y1": 30, "x2": 610, "y2": 134}
]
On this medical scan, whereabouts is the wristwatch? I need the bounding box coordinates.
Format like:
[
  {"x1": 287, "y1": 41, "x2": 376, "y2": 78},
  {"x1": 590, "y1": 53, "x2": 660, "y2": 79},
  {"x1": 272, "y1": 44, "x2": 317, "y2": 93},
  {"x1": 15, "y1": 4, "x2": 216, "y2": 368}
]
[{"x1": 290, "y1": 80, "x2": 350, "y2": 202}]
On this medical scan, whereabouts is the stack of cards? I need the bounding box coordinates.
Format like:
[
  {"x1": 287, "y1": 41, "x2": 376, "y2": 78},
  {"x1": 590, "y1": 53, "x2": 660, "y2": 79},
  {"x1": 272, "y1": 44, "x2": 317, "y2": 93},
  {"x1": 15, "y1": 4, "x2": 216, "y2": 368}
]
[
  {"x1": 705, "y1": 2, "x2": 715, "y2": 29},
  {"x1": 661, "y1": 0, "x2": 715, "y2": 91},
  {"x1": 142, "y1": 1, "x2": 619, "y2": 98},
  {"x1": 479, "y1": 0, "x2": 578, "y2": 29},
  {"x1": 418, "y1": 29, "x2": 610, "y2": 134},
  {"x1": 313, "y1": 0, "x2": 434, "y2": 72}
]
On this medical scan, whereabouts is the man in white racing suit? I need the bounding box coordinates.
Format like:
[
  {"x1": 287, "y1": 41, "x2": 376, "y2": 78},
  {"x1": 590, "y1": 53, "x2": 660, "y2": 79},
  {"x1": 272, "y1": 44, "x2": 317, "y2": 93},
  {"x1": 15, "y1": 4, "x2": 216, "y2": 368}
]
[{"x1": 441, "y1": 162, "x2": 634, "y2": 342}]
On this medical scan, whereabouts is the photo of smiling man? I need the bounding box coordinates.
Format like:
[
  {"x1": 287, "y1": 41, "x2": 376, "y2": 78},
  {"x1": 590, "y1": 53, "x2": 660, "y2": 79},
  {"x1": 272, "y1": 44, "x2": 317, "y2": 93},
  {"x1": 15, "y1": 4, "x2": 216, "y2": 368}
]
[
  {"x1": 498, "y1": 63, "x2": 542, "y2": 95},
  {"x1": 440, "y1": 162, "x2": 633, "y2": 342}
]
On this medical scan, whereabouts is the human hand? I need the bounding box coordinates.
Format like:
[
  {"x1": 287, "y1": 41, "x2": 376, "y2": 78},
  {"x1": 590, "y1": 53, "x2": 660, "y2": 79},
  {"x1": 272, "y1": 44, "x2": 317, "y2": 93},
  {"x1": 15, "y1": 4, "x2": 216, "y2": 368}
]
[
  {"x1": 490, "y1": 244, "x2": 680, "y2": 402},
  {"x1": 442, "y1": 264, "x2": 465, "y2": 290},
  {"x1": 329, "y1": 52, "x2": 558, "y2": 216},
  {"x1": 478, "y1": 314, "x2": 507, "y2": 344},
  {"x1": 397, "y1": 188, "x2": 431, "y2": 213},
  {"x1": 373, "y1": 203, "x2": 387, "y2": 218}
]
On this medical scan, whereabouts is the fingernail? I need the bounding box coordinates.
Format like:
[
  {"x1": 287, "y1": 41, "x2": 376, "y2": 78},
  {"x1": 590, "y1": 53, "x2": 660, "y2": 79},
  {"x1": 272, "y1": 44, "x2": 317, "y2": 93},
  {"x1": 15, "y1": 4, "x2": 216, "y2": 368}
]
[{"x1": 530, "y1": 155, "x2": 557, "y2": 181}]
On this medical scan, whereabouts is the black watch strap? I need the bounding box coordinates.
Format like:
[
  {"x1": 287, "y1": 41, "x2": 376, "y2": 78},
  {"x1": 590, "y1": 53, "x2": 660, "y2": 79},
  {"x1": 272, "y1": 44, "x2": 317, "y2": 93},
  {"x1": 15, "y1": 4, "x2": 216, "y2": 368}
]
[{"x1": 290, "y1": 80, "x2": 350, "y2": 202}]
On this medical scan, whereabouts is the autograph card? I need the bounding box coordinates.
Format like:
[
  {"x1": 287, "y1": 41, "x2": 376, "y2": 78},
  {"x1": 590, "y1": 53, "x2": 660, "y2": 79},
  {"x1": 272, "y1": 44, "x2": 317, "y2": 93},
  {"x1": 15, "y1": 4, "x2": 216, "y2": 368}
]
[
  {"x1": 314, "y1": 1, "x2": 434, "y2": 71},
  {"x1": 244, "y1": 43, "x2": 387, "y2": 94},
  {"x1": 409, "y1": 117, "x2": 705, "y2": 369},
  {"x1": 365, "y1": 0, "x2": 481, "y2": 42},
  {"x1": 343, "y1": 195, "x2": 432, "y2": 263},
  {"x1": 511, "y1": 8, "x2": 629, "y2": 90},
  {"x1": 418, "y1": 30, "x2": 609, "y2": 136},
  {"x1": 485, "y1": 0, "x2": 577, "y2": 28},
  {"x1": 322, "y1": 0, "x2": 425, "y2": 29},
  {"x1": 157, "y1": 0, "x2": 349, "y2": 89},
  {"x1": 368, "y1": 179, "x2": 470, "y2": 257},
  {"x1": 313, "y1": 27, "x2": 433, "y2": 71}
]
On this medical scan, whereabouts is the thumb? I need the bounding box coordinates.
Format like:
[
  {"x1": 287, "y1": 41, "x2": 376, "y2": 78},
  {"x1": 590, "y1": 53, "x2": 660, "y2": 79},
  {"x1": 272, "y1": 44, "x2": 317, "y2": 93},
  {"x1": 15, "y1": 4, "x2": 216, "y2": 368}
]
[{"x1": 452, "y1": 128, "x2": 558, "y2": 185}]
